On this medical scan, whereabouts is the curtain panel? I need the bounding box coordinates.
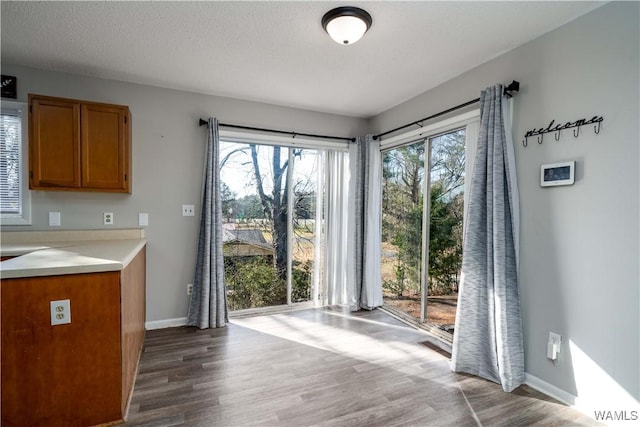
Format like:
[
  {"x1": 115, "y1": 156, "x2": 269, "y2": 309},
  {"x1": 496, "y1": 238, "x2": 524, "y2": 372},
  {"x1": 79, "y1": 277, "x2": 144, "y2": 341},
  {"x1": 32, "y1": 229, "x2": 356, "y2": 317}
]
[
  {"x1": 187, "y1": 117, "x2": 228, "y2": 329},
  {"x1": 347, "y1": 135, "x2": 383, "y2": 311},
  {"x1": 451, "y1": 85, "x2": 524, "y2": 392},
  {"x1": 324, "y1": 150, "x2": 352, "y2": 306}
]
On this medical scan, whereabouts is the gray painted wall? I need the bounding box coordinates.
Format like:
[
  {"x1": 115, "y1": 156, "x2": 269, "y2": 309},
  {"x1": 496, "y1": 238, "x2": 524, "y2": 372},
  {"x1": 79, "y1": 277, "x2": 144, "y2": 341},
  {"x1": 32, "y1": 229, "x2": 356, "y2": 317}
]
[
  {"x1": 372, "y1": 1, "x2": 639, "y2": 409},
  {"x1": 0, "y1": 65, "x2": 368, "y2": 323}
]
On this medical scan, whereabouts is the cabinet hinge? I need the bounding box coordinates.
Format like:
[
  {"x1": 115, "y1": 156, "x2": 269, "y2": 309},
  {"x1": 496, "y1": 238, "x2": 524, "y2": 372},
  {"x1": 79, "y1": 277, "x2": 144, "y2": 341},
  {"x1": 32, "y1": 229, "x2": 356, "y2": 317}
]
[
  {"x1": 30, "y1": 170, "x2": 33, "y2": 179},
  {"x1": 124, "y1": 116, "x2": 127, "y2": 124},
  {"x1": 29, "y1": 105, "x2": 32, "y2": 114},
  {"x1": 124, "y1": 174, "x2": 127, "y2": 181}
]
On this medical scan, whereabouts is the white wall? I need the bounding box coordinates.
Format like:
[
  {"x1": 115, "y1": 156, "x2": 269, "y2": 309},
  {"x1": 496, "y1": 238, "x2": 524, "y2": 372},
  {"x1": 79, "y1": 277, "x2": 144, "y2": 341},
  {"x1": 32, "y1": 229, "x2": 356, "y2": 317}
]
[
  {"x1": 0, "y1": 65, "x2": 368, "y2": 323},
  {"x1": 371, "y1": 1, "x2": 639, "y2": 414}
]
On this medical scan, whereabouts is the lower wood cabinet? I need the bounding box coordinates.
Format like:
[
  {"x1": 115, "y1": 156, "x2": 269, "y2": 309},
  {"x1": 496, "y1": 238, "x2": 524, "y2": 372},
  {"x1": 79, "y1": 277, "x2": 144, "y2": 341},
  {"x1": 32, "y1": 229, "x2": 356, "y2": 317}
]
[{"x1": 0, "y1": 247, "x2": 146, "y2": 427}]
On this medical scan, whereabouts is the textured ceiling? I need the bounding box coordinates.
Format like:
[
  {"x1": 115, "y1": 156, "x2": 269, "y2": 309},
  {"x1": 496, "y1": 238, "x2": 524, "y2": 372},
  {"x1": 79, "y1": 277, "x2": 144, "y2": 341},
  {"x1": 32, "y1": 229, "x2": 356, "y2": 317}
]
[{"x1": 1, "y1": 1, "x2": 604, "y2": 118}]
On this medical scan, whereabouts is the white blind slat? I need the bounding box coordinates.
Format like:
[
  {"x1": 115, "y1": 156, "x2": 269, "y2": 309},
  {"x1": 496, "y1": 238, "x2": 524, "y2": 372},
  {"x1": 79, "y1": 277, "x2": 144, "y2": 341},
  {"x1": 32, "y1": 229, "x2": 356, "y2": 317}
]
[{"x1": 0, "y1": 109, "x2": 23, "y2": 215}]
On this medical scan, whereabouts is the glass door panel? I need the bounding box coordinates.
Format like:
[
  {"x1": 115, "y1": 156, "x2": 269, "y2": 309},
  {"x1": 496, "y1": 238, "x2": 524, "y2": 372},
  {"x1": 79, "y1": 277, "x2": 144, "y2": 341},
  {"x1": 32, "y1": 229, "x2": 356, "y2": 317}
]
[
  {"x1": 220, "y1": 142, "x2": 325, "y2": 311},
  {"x1": 291, "y1": 149, "x2": 321, "y2": 303},
  {"x1": 426, "y1": 129, "x2": 465, "y2": 332},
  {"x1": 220, "y1": 142, "x2": 289, "y2": 310},
  {"x1": 380, "y1": 127, "x2": 466, "y2": 338},
  {"x1": 381, "y1": 141, "x2": 425, "y2": 320}
]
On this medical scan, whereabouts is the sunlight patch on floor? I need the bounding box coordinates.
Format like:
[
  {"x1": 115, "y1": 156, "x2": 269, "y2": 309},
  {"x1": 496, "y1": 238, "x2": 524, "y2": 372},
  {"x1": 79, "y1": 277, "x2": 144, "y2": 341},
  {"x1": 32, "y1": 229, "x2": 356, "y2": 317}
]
[{"x1": 231, "y1": 309, "x2": 454, "y2": 384}]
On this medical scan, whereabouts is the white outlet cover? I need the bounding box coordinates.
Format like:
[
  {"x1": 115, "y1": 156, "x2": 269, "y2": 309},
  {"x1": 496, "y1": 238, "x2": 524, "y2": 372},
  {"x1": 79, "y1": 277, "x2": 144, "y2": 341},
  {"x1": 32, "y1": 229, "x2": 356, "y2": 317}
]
[
  {"x1": 548, "y1": 332, "x2": 562, "y2": 345},
  {"x1": 48, "y1": 211, "x2": 61, "y2": 227},
  {"x1": 547, "y1": 332, "x2": 562, "y2": 360},
  {"x1": 50, "y1": 299, "x2": 71, "y2": 325},
  {"x1": 104, "y1": 212, "x2": 114, "y2": 225},
  {"x1": 182, "y1": 205, "x2": 195, "y2": 216},
  {"x1": 139, "y1": 213, "x2": 149, "y2": 227}
]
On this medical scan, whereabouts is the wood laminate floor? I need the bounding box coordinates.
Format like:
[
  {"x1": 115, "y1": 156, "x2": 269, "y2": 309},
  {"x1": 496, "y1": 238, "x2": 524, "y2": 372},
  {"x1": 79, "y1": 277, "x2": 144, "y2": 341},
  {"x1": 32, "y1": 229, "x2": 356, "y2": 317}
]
[{"x1": 125, "y1": 307, "x2": 599, "y2": 427}]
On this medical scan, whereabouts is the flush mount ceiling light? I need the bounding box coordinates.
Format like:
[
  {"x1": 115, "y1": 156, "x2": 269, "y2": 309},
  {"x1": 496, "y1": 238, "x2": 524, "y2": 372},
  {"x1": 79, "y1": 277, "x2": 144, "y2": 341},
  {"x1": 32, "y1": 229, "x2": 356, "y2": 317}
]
[{"x1": 322, "y1": 6, "x2": 372, "y2": 45}]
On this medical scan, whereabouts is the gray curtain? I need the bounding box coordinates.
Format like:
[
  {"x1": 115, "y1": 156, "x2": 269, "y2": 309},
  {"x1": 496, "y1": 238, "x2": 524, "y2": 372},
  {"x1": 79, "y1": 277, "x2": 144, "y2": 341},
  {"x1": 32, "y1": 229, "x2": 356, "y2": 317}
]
[
  {"x1": 450, "y1": 84, "x2": 524, "y2": 392},
  {"x1": 347, "y1": 135, "x2": 383, "y2": 311},
  {"x1": 187, "y1": 117, "x2": 228, "y2": 329}
]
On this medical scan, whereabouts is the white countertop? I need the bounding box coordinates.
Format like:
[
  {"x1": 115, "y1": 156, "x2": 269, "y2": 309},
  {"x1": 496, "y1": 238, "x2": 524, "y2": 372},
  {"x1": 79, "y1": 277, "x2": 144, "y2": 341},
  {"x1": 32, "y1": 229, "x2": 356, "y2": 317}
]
[{"x1": 0, "y1": 235, "x2": 147, "y2": 280}]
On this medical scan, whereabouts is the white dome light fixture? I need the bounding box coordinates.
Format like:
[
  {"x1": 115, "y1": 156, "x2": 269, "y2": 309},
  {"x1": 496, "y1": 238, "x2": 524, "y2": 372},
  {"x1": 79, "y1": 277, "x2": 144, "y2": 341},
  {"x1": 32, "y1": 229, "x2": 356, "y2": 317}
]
[{"x1": 322, "y1": 6, "x2": 372, "y2": 45}]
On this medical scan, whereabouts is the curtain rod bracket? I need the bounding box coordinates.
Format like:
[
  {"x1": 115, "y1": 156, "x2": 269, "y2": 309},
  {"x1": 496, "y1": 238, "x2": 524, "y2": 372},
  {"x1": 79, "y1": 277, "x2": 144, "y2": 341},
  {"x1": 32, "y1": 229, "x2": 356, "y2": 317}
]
[{"x1": 503, "y1": 80, "x2": 520, "y2": 98}]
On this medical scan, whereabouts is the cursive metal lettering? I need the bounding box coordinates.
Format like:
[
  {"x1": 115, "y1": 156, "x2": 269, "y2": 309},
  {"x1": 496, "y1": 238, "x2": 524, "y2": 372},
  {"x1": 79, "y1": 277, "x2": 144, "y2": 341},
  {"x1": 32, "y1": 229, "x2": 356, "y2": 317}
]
[
  {"x1": 522, "y1": 115, "x2": 604, "y2": 147},
  {"x1": 524, "y1": 116, "x2": 603, "y2": 138}
]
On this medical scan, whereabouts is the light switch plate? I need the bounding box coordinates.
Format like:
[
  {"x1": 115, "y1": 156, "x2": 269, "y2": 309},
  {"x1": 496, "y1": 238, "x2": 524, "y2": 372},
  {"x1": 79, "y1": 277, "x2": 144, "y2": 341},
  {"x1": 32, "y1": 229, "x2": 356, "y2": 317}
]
[
  {"x1": 49, "y1": 212, "x2": 61, "y2": 227},
  {"x1": 50, "y1": 299, "x2": 71, "y2": 325},
  {"x1": 139, "y1": 213, "x2": 149, "y2": 227}
]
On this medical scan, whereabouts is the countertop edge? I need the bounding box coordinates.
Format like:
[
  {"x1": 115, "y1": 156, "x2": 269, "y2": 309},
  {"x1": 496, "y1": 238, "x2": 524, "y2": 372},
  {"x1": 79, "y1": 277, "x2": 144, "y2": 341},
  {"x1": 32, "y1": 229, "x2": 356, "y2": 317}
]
[
  {"x1": 121, "y1": 240, "x2": 147, "y2": 269},
  {"x1": 0, "y1": 239, "x2": 147, "y2": 280},
  {"x1": 0, "y1": 262, "x2": 124, "y2": 280}
]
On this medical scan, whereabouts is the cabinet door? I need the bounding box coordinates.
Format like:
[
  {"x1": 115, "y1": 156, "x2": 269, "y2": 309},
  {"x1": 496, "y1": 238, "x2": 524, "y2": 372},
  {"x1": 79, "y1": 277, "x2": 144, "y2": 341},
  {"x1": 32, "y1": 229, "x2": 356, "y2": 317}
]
[
  {"x1": 29, "y1": 97, "x2": 81, "y2": 189},
  {"x1": 81, "y1": 104, "x2": 130, "y2": 192}
]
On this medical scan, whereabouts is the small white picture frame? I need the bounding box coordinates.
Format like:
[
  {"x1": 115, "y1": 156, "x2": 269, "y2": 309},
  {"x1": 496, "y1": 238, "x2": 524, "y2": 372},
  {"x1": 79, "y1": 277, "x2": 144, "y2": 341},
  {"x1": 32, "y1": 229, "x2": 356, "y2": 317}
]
[{"x1": 541, "y1": 161, "x2": 575, "y2": 187}]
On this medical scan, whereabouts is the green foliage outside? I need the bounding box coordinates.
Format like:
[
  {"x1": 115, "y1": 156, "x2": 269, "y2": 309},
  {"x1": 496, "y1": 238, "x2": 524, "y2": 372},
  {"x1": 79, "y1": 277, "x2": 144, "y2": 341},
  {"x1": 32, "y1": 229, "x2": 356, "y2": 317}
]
[
  {"x1": 225, "y1": 257, "x2": 313, "y2": 310},
  {"x1": 382, "y1": 263, "x2": 407, "y2": 298},
  {"x1": 427, "y1": 183, "x2": 463, "y2": 295},
  {"x1": 382, "y1": 130, "x2": 465, "y2": 298},
  {"x1": 382, "y1": 144, "x2": 424, "y2": 297},
  {"x1": 291, "y1": 260, "x2": 313, "y2": 302}
]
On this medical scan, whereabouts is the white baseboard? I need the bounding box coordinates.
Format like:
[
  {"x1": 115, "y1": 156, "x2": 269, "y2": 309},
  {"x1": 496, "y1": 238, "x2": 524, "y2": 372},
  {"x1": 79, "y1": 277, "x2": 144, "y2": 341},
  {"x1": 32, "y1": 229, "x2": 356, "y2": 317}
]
[
  {"x1": 525, "y1": 373, "x2": 576, "y2": 407},
  {"x1": 145, "y1": 317, "x2": 187, "y2": 330},
  {"x1": 526, "y1": 373, "x2": 640, "y2": 424}
]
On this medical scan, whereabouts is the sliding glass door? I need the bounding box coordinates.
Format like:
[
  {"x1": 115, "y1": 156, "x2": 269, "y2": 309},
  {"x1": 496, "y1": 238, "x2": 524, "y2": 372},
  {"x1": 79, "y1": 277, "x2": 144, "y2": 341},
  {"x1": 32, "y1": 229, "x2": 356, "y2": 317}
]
[
  {"x1": 220, "y1": 141, "x2": 324, "y2": 311},
  {"x1": 381, "y1": 127, "x2": 467, "y2": 337}
]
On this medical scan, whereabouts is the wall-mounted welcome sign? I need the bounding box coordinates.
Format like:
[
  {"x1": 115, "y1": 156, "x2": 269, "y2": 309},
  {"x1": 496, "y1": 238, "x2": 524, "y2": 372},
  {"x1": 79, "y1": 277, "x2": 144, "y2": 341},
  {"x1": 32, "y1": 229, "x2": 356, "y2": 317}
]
[
  {"x1": 522, "y1": 115, "x2": 604, "y2": 147},
  {"x1": 1, "y1": 75, "x2": 17, "y2": 99}
]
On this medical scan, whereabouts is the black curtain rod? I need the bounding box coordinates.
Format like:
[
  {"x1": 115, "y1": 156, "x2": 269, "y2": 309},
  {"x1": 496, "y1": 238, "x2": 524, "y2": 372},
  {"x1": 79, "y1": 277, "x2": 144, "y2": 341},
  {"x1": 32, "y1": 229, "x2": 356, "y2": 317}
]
[
  {"x1": 199, "y1": 119, "x2": 356, "y2": 142},
  {"x1": 373, "y1": 80, "x2": 520, "y2": 140}
]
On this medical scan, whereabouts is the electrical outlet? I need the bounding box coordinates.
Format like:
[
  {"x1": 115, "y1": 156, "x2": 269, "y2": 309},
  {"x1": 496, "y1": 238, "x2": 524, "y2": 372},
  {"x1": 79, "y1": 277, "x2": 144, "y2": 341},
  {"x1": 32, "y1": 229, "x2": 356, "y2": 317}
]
[
  {"x1": 187, "y1": 284, "x2": 193, "y2": 295},
  {"x1": 182, "y1": 205, "x2": 195, "y2": 217},
  {"x1": 104, "y1": 212, "x2": 114, "y2": 225},
  {"x1": 547, "y1": 332, "x2": 562, "y2": 361},
  {"x1": 50, "y1": 299, "x2": 71, "y2": 325}
]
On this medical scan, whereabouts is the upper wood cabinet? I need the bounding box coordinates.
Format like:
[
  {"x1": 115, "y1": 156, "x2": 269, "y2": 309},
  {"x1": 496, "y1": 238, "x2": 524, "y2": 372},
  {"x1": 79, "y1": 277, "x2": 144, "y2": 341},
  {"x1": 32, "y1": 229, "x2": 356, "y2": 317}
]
[{"x1": 29, "y1": 94, "x2": 131, "y2": 193}]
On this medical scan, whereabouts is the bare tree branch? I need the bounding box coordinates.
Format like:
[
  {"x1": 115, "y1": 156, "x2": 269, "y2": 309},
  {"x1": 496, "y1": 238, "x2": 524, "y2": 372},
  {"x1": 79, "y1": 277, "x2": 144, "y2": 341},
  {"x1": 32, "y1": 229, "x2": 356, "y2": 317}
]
[
  {"x1": 221, "y1": 147, "x2": 249, "y2": 169},
  {"x1": 250, "y1": 145, "x2": 273, "y2": 220}
]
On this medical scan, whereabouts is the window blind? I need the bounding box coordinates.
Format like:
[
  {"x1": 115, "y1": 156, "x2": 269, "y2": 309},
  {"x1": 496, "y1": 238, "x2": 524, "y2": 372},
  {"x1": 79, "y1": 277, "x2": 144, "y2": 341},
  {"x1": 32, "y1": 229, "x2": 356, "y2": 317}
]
[{"x1": 1, "y1": 108, "x2": 23, "y2": 215}]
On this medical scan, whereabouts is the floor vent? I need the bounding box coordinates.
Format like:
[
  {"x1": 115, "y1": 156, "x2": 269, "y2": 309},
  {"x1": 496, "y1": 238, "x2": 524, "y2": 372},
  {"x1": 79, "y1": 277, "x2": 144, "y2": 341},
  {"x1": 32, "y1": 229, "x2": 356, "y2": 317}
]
[{"x1": 419, "y1": 339, "x2": 452, "y2": 358}]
